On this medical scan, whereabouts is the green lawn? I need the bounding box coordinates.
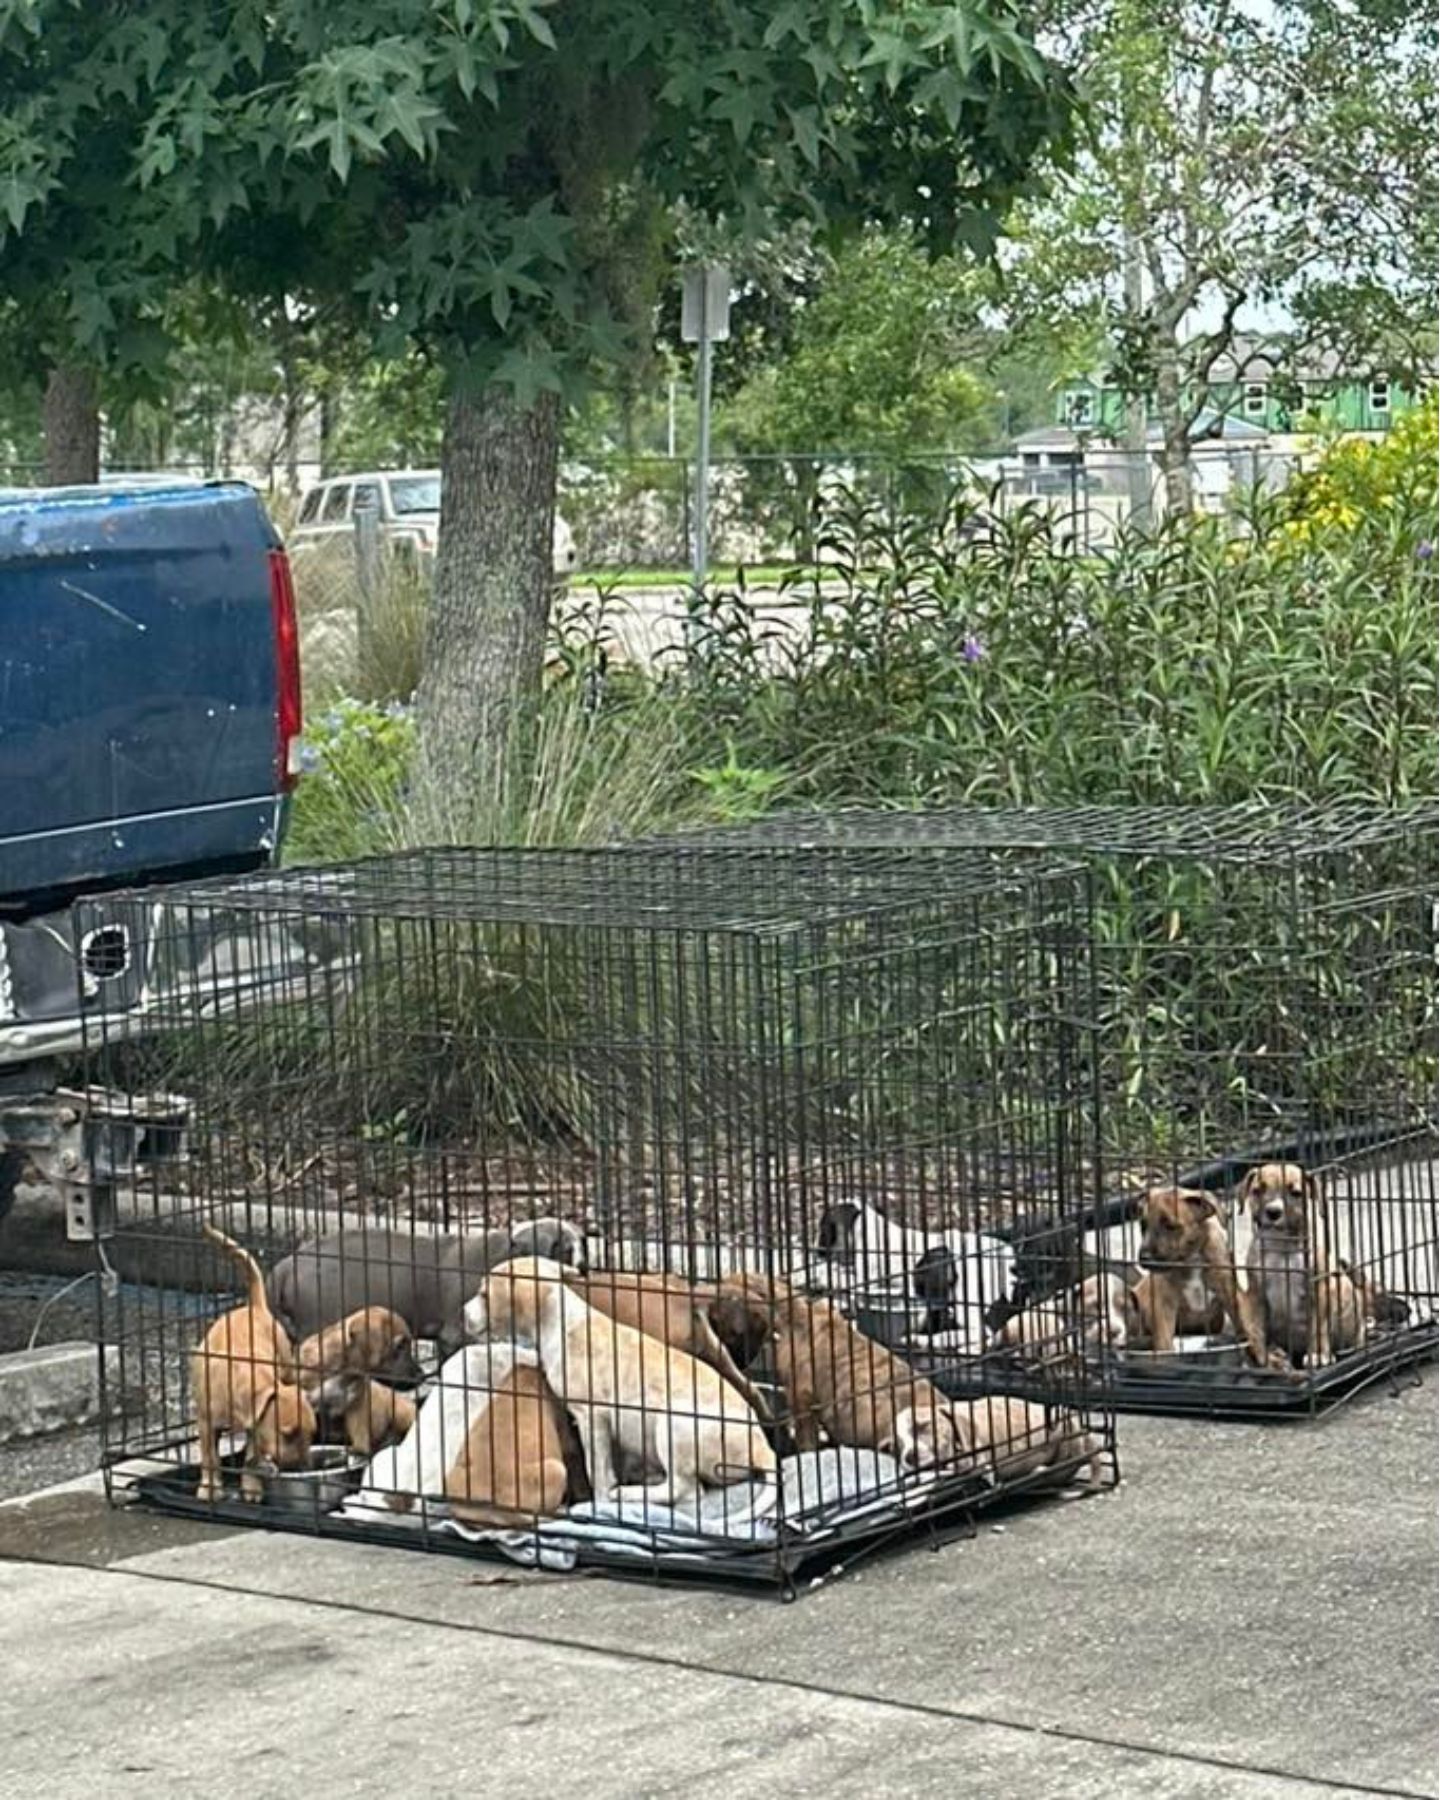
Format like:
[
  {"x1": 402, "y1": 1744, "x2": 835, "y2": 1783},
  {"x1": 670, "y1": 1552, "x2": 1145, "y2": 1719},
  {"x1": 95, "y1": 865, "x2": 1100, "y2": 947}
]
[{"x1": 569, "y1": 563, "x2": 807, "y2": 589}]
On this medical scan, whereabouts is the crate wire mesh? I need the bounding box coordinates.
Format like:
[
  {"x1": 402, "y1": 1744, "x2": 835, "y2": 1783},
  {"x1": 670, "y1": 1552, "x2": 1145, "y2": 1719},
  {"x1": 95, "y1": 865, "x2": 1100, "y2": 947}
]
[
  {"x1": 635, "y1": 802, "x2": 1440, "y2": 1415},
  {"x1": 79, "y1": 845, "x2": 1115, "y2": 1590}
]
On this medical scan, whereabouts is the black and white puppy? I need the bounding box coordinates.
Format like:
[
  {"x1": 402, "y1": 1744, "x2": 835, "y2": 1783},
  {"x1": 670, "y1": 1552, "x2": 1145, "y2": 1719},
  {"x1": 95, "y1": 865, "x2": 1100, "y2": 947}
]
[{"x1": 812, "y1": 1200, "x2": 1014, "y2": 1343}]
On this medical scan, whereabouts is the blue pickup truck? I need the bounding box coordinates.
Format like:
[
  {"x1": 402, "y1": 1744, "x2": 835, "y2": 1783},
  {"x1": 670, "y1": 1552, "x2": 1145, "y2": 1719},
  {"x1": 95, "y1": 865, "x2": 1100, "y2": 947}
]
[{"x1": 0, "y1": 477, "x2": 303, "y2": 1231}]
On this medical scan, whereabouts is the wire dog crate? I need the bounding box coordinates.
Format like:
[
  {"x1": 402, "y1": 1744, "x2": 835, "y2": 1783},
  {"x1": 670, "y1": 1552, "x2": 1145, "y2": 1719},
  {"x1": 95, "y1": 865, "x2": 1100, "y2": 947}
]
[
  {"x1": 80, "y1": 846, "x2": 1115, "y2": 1593},
  {"x1": 636, "y1": 803, "x2": 1440, "y2": 1417}
]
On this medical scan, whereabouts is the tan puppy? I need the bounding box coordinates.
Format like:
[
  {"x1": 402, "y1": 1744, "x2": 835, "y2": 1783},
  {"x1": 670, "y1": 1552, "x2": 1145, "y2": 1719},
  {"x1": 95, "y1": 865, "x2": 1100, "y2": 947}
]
[
  {"x1": 959, "y1": 1393, "x2": 1103, "y2": 1490},
  {"x1": 571, "y1": 1269, "x2": 771, "y2": 1424},
  {"x1": 296, "y1": 1305, "x2": 421, "y2": 1455},
  {"x1": 709, "y1": 1273, "x2": 969, "y2": 1473},
  {"x1": 1241, "y1": 1163, "x2": 1367, "y2": 1369},
  {"x1": 444, "y1": 1362, "x2": 584, "y2": 1528},
  {"x1": 193, "y1": 1225, "x2": 316, "y2": 1502},
  {"x1": 465, "y1": 1257, "x2": 775, "y2": 1507},
  {"x1": 991, "y1": 1272, "x2": 1131, "y2": 1362},
  {"x1": 1130, "y1": 1186, "x2": 1246, "y2": 1352}
]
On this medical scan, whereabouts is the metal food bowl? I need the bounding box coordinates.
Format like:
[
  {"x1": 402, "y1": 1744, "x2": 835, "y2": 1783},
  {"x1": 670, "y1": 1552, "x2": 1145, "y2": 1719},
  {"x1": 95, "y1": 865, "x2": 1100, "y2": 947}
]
[
  {"x1": 850, "y1": 1286, "x2": 930, "y2": 1347},
  {"x1": 259, "y1": 1446, "x2": 367, "y2": 1514},
  {"x1": 1118, "y1": 1337, "x2": 1248, "y2": 1379}
]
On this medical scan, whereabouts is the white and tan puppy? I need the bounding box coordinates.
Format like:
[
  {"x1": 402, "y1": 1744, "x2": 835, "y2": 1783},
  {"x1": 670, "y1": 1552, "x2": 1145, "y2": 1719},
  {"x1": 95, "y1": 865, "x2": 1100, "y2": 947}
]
[{"x1": 466, "y1": 1256, "x2": 775, "y2": 1508}]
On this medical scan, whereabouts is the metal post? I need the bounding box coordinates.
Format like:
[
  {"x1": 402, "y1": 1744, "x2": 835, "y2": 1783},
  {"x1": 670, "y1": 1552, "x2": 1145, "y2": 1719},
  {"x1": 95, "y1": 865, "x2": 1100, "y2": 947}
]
[
  {"x1": 680, "y1": 265, "x2": 731, "y2": 625},
  {"x1": 1123, "y1": 225, "x2": 1152, "y2": 532},
  {"x1": 353, "y1": 491, "x2": 380, "y2": 670},
  {"x1": 694, "y1": 332, "x2": 713, "y2": 597}
]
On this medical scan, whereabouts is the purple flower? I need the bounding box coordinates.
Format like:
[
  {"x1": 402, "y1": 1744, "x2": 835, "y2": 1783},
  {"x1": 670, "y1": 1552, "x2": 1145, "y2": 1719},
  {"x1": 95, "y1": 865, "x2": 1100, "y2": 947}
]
[
  {"x1": 1416, "y1": 540, "x2": 1434, "y2": 560},
  {"x1": 962, "y1": 634, "x2": 985, "y2": 664}
]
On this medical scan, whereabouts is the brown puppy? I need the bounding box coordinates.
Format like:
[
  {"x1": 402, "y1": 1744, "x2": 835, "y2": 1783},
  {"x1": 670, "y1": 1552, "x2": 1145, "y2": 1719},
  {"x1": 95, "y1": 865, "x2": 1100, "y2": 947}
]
[
  {"x1": 571, "y1": 1270, "x2": 772, "y2": 1424},
  {"x1": 296, "y1": 1305, "x2": 421, "y2": 1455},
  {"x1": 1241, "y1": 1163, "x2": 1367, "y2": 1370},
  {"x1": 710, "y1": 1273, "x2": 968, "y2": 1473},
  {"x1": 193, "y1": 1225, "x2": 316, "y2": 1502},
  {"x1": 444, "y1": 1362, "x2": 586, "y2": 1528},
  {"x1": 1130, "y1": 1186, "x2": 1247, "y2": 1353},
  {"x1": 958, "y1": 1393, "x2": 1103, "y2": 1490}
]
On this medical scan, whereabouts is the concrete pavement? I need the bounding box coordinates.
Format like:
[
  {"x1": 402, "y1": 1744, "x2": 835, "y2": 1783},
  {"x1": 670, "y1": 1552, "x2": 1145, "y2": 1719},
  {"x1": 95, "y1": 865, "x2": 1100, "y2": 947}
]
[{"x1": 1, "y1": 1374, "x2": 1434, "y2": 1799}]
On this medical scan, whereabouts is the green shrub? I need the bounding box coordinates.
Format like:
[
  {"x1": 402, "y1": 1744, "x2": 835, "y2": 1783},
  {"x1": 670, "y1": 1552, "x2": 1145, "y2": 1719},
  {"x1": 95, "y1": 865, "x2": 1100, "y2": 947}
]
[{"x1": 681, "y1": 481, "x2": 1436, "y2": 808}]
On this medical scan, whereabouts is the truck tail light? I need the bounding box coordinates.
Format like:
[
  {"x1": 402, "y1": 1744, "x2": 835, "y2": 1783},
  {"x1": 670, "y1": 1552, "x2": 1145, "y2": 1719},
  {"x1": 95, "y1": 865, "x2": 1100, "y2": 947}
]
[{"x1": 268, "y1": 548, "x2": 303, "y2": 791}]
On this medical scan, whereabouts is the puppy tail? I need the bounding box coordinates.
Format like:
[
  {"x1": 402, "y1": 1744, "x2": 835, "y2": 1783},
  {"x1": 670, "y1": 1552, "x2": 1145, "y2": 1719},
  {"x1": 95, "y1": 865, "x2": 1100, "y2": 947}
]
[{"x1": 202, "y1": 1223, "x2": 272, "y2": 1314}]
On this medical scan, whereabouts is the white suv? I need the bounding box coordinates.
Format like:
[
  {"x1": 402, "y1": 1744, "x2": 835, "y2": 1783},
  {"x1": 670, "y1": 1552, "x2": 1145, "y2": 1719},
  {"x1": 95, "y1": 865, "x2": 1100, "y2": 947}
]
[{"x1": 290, "y1": 470, "x2": 577, "y2": 576}]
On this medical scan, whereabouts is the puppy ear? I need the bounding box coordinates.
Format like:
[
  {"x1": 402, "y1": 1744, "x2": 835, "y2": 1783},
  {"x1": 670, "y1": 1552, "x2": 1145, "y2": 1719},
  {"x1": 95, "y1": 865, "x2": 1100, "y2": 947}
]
[
  {"x1": 1184, "y1": 1191, "x2": 1220, "y2": 1220},
  {"x1": 1301, "y1": 1171, "x2": 1320, "y2": 1206},
  {"x1": 254, "y1": 1387, "x2": 279, "y2": 1431},
  {"x1": 817, "y1": 1203, "x2": 859, "y2": 1256},
  {"x1": 1237, "y1": 1169, "x2": 1261, "y2": 1209}
]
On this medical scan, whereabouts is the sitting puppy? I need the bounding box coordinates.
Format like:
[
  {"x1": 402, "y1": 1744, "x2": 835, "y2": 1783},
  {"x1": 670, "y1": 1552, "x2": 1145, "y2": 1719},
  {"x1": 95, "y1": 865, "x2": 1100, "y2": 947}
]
[
  {"x1": 466, "y1": 1257, "x2": 775, "y2": 1508},
  {"x1": 445, "y1": 1362, "x2": 588, "y2": 1528},
  {"x1": 1129, "y1": 1186, "x2": 1247, "y2": 1353},
  {"x1": 1240, "y1": 1163, "x2": 1370, "y2": 1370},
  {"x1": 710, "y1": 1272, "x2": 970, "y2": 1474},
  {"x1": 267, "y1": 1216, "x2": 587, "y2": 1354},
  {"x1": 295, "y1": 1306, "x2": 422, "y2": 1455},
  {"x1": 192, "y1": 1225, "x2": 316, "y2": 1502},
  {"x1": 568, "y1": 1269, "x2": 771, "y2": 1424}
]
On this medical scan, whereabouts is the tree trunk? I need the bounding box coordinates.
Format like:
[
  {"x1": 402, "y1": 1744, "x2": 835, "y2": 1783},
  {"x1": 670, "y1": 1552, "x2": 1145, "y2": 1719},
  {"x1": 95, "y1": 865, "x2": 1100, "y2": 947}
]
[
  {"x1": 1151, "y1": 343, "x2": 1193, "y2": 516},
  {"x1": 43, "y1": 364, "x2": 100, "y2": 485},
  {"x1": 414, "y1": 384, "x2": 561, "y2": 824}
]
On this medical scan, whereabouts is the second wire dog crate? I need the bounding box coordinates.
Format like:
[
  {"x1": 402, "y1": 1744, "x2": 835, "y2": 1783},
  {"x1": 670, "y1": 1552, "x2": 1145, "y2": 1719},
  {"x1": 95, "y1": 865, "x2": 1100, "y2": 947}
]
[{"x1": 637, "y1": 803, "x2": 1440, "y2": 1415}]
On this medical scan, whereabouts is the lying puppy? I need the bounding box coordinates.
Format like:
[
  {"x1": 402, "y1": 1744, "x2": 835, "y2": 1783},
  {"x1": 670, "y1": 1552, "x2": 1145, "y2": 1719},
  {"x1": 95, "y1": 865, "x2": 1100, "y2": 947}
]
[
  {"x1": 356, "y1": 1338, "x2": 588, "y2": 1519},
  {"x1": 296, "y1": 1306, "x2": 422, "y2": 1455},
  {"x1": 193, "y1": 1225, "x2": 316, "y2": 1502},
  {"x1": 1129, "y1": 1186, "x2": 1247, "y2": 1353},
  {"x1": 445, "y1": 1362, "x2": 587, "y2": 1529},
  {"x1": 991, "y1": 1272, "x2": 1131, "y2": 1362},
  {"x1": 1241, "y1": 1163, "x2": 1369, "y2": 1370},
  {"x1": 958, "y1": 1393, "x2": 1103, "y2": 1491},
  {"x1": 710, "y1": 1272, "x2": 969, "y2": 1473},
  {"x1": 267, "y1": 1216, "x2": 587, "y2": 1353},
  {"x1": 813, "y1": 1200, "x2": 1013, "y2": 1340},
  {"x1": 569, "y1": 1269, "x2": 771, "y2": 1424},
  {"x1": 466, "y1": 1256, "x2": 775, "y2": 1508}
]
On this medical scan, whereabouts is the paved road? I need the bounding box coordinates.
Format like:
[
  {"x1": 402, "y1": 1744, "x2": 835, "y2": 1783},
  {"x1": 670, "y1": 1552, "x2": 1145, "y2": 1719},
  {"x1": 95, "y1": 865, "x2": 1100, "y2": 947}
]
[{"x1": 2, "y1": 1375, "x2": 1434, "y2": 1799}]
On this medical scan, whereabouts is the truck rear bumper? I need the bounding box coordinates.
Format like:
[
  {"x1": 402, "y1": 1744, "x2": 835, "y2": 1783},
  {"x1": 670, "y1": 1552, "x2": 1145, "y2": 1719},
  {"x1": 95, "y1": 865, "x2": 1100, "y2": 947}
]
[{"x1": 0, "y1": 795, "x2": 283, "y2": 902}]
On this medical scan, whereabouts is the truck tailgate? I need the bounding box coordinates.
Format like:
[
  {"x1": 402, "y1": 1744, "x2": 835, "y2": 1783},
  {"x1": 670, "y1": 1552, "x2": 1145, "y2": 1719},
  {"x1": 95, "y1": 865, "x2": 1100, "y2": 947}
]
[{"x1": 0, "y1": 481, "x2": 286, "y2": 902}]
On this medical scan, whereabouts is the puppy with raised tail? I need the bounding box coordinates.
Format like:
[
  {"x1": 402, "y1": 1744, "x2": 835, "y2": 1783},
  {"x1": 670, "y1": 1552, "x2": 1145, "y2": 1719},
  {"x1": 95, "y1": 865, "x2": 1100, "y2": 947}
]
[
  {"x1": 193, "y1": 1225, "x2": 316, "y2": 1502},
  {"x1": 465, "y1": 1256, "x2": 775, "y2": 1509}
]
